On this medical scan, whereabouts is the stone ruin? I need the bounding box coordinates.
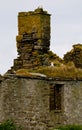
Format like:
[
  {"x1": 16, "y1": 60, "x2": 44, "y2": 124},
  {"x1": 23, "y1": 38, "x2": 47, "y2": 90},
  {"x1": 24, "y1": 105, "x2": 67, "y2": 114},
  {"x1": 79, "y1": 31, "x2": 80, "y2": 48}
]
[
  {"x1": 0, "y1": 7, "x2": 82, "y2": 130},
  {"x1": 12, "y1": 7, "x2": 51, "y2": 71}
]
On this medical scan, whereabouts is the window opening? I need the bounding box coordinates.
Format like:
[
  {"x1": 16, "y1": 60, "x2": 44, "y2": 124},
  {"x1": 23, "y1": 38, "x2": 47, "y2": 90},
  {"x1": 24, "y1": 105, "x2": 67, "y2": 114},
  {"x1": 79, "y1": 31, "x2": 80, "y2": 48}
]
[{"x1": 50, "y1": 84, "x2": 63, "y2": 111}]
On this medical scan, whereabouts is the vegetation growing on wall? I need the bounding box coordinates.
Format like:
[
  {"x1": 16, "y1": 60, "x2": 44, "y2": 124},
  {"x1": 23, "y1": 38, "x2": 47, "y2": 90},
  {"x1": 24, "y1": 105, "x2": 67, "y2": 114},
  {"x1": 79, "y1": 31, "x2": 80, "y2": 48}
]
[
  {"x1": 15, "y1": 62, "x2": 82, "y2": 79},
  {"x1": 36, "y1": 62, "x2": 82, "y2": 79},
  {"x1": 63, "y1": 44, "x2": 82, "y2": 68},
  {"x1": 48, "y1": 50, "x2": 62, "y2": 63},
  {"x1": 9, "y1": 6, "x2": 82, "y2": 80},
  {"x1": 14, "y1": 42, "x2": 82, "y2": 80}
]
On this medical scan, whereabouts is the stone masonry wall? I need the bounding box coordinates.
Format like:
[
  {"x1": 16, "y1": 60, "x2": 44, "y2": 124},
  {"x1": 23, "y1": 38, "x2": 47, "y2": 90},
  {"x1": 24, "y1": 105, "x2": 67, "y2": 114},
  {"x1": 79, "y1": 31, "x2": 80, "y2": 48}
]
[
  {"x1": 64, "y1": 81, "x2": 82, "y2": 125},
  {"x1": 49, "y1": 80, "x2": 82, "y2": 128},
  {"x1": 0, "y1": 75, "x2": 50, "y2": 130},
  {"x1": 12, "y1": 8, "x2": 51, "y2": 71},
  {"x1": 0, "y1": 75, "x2": 82, "y2": 130}
]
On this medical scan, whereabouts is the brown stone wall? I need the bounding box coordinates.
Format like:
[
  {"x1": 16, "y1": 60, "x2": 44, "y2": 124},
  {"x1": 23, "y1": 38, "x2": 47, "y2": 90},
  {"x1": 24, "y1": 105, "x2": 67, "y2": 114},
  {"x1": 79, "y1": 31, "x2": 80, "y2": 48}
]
[
  {"x1": 12, "y1": 8, "x2": 51, "y2": 71},
  {"x1": 18, "y1": 9, "x2": 50, "y2": 39}
]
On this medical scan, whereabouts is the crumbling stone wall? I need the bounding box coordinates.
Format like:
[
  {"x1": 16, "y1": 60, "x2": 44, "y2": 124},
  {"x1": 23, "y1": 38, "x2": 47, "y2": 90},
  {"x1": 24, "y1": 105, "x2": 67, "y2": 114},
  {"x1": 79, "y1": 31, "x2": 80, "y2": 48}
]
[{"x1": 13, "y1": 8, "x2": 51, "y2": 71}]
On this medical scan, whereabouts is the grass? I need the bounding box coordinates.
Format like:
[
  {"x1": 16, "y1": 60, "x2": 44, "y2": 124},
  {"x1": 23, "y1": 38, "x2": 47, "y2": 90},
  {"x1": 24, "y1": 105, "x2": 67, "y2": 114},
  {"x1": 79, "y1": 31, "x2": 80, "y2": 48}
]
[
  {"x1": 15, "y1": 62, "x2": 82, "y2": 80},
  {"x1": 53, "y1": 125, "x2": 82, "y2": 130},
  {"x1": 16, "y1": 69, "x2": 32, "y2": 77},
  {"x1": 36, "y1": 64, "x2": 82, "y2": 79}
]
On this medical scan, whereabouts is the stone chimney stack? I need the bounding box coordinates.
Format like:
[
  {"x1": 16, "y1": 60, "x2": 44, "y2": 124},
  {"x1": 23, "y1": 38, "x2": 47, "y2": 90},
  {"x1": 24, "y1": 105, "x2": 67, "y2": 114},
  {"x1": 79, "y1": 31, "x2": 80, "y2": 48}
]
[{"x1": 13, "y1": 7, "x2": 51, "y2": 70}]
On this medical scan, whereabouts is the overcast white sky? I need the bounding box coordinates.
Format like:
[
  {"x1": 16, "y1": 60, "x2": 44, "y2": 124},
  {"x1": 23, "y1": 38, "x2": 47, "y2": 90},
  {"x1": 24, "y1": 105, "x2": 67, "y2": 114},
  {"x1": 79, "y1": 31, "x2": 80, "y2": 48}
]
[{"x1": 0, "y1": 0, "x2": 82, "y2": 74}]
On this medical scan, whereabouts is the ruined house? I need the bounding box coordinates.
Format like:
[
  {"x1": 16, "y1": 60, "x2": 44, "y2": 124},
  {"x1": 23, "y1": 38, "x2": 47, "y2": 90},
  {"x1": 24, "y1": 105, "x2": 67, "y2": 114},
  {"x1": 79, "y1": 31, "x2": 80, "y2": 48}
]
[{"x1": 0, "y1": 8, "x2": 82, "y2": 130}]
